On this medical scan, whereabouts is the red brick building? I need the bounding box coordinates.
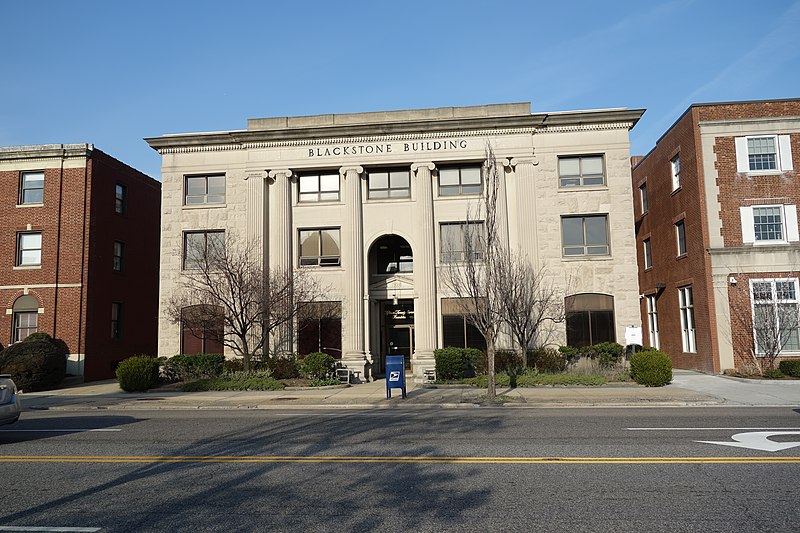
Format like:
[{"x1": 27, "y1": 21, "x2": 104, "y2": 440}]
[
  {"x1": 0, "y1": 144, "x2": 161, "y2": 381},
  {"x1": 632, "y1": 99, "x2": 800, "y2": 373}
]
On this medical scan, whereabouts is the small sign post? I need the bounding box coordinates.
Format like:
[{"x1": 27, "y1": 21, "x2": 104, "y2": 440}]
[{"x1": 385, "y1": 355, "x2": 407, "y2": 399}]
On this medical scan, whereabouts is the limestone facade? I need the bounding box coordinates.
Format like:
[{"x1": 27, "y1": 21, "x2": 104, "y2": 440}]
[{"x1": 147, "y1": 103, "x2": 644, "y2": 380}]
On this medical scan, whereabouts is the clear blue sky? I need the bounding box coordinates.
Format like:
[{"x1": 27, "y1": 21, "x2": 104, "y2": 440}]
[{"x1": 2, "y1": 0, "x2": 798, "y2": 179}]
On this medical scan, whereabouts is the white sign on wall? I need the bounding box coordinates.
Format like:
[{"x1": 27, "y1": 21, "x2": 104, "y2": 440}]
[{"x1": 625, "y1": 326, "x2": 643, "y2": 346}]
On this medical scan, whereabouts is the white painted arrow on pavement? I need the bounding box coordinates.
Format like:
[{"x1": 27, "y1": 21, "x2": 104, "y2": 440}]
[{"x1": 697, "y1": 431, "x2": 800, "y2": 452}]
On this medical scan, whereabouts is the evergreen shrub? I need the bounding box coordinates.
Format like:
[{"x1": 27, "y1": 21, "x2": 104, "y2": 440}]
[
  {"x1": 163, "y1": 354, "x2": 225, "y2": 381},
  {"x1": 629, "y1": 350, "x2": 672, "y2": 387},
  {"x1": 301, "y1": 352, "x2": 336, "y2": 380},
  {"x1": 778, "y1": 360, "x2": 800, "y2": 377},
  {"x1": 0, "y1": 339, "x2": 66, "y2": 392},
  {"x1": 116, "y1": 355, "x2": 160, "y2": 392}
]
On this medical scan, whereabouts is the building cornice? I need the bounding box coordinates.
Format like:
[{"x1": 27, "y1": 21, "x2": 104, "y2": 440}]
[
  {"x1": 145, "y1": 108, "x2": 645, "y2": 154},
  {"x1": 0, "y1": 143, "x2": 93, "y2": 162}
]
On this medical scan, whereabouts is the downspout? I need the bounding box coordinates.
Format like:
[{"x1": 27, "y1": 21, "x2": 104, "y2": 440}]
[
  {"x1": 53, "y1": 148, "x2": 65, "y2": 339},
  {"x1": 76, "y1": 146, "x2": 91, "y2": 374}
]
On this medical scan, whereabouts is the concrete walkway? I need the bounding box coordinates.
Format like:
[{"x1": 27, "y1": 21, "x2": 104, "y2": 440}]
[{"x1": 17, "y1": 369, "x2": 799, "y2": 411}]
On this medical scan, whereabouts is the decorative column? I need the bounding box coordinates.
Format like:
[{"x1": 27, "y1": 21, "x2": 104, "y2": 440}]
[
  {"x1": 495, "y1": 160, "x2": 510, "y2": 253},
  {"x1": 267, "y1": 169, "x2": 293, "y2": 356},
  {"x1": 510, "y1": 157, "x2": 539, "y2": 264},
  {"x1": 340, "y1": 165, "x2": 366, "y2": 371},
  {"x1": 411, "y1": 162, "x2": 437, "y2": 379}
]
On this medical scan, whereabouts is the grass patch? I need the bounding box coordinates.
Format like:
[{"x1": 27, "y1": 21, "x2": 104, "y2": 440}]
[{"x1": 181, "y1": 376, "x2": 285, "y2": 392}]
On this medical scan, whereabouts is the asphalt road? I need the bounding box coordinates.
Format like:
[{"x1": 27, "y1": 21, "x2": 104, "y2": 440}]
[{"x1": 1, "y1": 407, "x2": 799, "y2": 532}]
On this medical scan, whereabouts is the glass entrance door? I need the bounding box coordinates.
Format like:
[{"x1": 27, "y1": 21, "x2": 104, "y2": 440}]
[
  {"x1": 387, "y1": 325, "x2": 414, "y2": 370},
  {"x1": 378, "y1": 299, "x2": 415, "y2": 374}
]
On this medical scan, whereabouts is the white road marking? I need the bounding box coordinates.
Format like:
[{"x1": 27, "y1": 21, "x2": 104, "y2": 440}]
[
  {"x1": 0, "y1": 429, "x2": 121, "y2": 433},
  {"x1": 627, "y1": 427, "x2": 800, "y2": 431},
  {"x1": 0, "y1": 526, "x2": 100, "y2": 533},
  {"x1": 697, "y1": 431, "x2": 800, "y2": 452}
]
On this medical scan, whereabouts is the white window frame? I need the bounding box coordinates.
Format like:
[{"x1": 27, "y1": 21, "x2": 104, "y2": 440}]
[
  {"x1": 17, "y1": 231, "x2": 42, "y2": 266},
  {"x1": 646, "y1": 295, "x2": 660, "y2": 350},
  {"x1": 298, "y1": 172, "x2": 340, "y2": 203},
  {"x1": 184, "y1": 174, "x2": 226, "y2": 205},
  {"x1": 679, "y1": 286, "x2": 696, "y2": 353},
  {"x1": 561, "y1": 215, "x2": 610, "y2": 257},
  {"x1": 749, "y1": 278, "x2": 800, "y2": 355},
  {"x1": 670, "y1": 155, "x2": 681, "y2": 191},
  {"x1": 440, "y1": 222, "x2": 485, "y2": 263},
  {"x1": 19, "y1": 171, "x2": 45, "y2": 205},
  {"x1": 643, "y1": 238, "x2": 652, "y2": 270},
  {"x1": 558, "y1": 155, "x2": 605, "y2": 188},
  {"x1": 639, "y1": 183, "x2": 648, "y2": 214},
  {"x1": 735, "y1": 135, "x2": 794, "y2": 174},
  {"x1": 740, "y1": 204, "x2": 799, "y2": 245},
  {"x1": 299, "y1": 228, "x2": 341, "y2": 267}
]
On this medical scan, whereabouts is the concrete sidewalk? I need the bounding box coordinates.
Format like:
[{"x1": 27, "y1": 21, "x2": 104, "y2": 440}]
[{"x1": 18, "y1": 369, "x2": 799, "y2": 411}]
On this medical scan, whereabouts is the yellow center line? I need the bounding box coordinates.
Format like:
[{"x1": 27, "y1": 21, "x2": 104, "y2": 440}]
[{"x1": 0, "y1": 455, "x2": 799, "y2": 464}]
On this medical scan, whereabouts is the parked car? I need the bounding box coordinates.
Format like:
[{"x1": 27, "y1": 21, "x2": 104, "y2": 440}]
[{"x1": 0, "y1": 374, "x2": 21, "y2": 426}]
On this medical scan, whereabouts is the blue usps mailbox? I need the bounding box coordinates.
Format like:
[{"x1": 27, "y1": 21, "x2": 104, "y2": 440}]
[{"x1": 385, "y1": 355, "x2": 407, "y2": 399}]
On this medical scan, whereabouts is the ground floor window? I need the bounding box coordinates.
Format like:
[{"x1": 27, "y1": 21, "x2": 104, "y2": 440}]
[
  {"x1": 298, "y1": 302, "x2": 342, "y2": 357},
  {"x1": 751, "y1": 279, "x2": 800, "y2": 354},
  {"x1": 565, "y1": 293, "x2": 615, "y2": 347},
  {"x1": 12, "y1": 295, "x2": 39, "y2": 343},
  {"x1": 441, "y1": 298, "x2": 486, "y2": 350},
  {"x1": 180, "y1": 305, "x2": 224, "y2": 355},
  {"x1": 679, "y1": 286, "x2": 696, "y2": 353},
  {"x1": 646, "y1": 295, "x2": 660, "y2": 349}
]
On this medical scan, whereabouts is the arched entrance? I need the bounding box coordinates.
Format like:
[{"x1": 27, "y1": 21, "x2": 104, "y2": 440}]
[{"x1": 367, "y1": 234, "x2": 414, "y2": 375}]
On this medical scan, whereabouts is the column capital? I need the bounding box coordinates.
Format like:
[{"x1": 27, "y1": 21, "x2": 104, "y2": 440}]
[
  {"x1": 268, "y1": 168, "x2": 293, "y2": 180},
  {"x1": 244, "y1": 170, "x2": 267, "y2": 181},
  {"x1": 339, "y1": 165, "x2": 364, "y2": 178},
  {"x1": 509, "y1": 155, "x2": 539, "y2": 169},
  {"x1": 411, "y1": 162, "x2": 436, "y2": 174}
]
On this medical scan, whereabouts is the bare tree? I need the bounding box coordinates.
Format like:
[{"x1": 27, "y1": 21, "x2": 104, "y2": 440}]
[
  {"x1": 726, "y1": 276, "x2": 800, "y2": 373},
  {"x1": 441, "y1": 144, "x2": 505, "y2": 398},
  {"x1": 165, "y1": 234, "x2": 329, "y2": 371},
  {"x1": 496, "y1": 254, "x2": 567, "y2": 367}
]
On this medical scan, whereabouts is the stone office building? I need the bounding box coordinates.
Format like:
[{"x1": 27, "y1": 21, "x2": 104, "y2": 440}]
[{"x1": 146, "y1": 102, "x2": 644, "y2": 380}]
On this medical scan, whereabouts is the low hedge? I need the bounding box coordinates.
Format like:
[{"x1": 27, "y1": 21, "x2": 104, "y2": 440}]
[
  {"x1": 435, "y1": 347, "x2": 482, "y2": 380},
  {"x1": 629, "y1": 350, "x2": 672, "y2": 387},
  {"x1": 300, "y1": 352, "x2": 336, "y2": 380},
  {"x1": 163, "y1": 353, "x2": 225, "y2": 381},
  {"x1": 267, "y1": 354, "x2": 300, "y2": 379},
  {"x1": 778, "y1": 359, "x2": 800, "y2": 377},
  {"x1": 181, "y1": 375, "x2": 285, "y2": 392},
  {"x1": 529, "y1": 348, "x2": 568, "y2": 373},
  {"x1": 116, "y1": 355, "x2": 160, "y2": 392},
  {"x1": 462, "y1": 372, "x2": 606, "y2": 387}
]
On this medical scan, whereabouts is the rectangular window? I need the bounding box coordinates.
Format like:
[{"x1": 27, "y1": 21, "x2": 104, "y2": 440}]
[
  {"x1": 671, "y1": 155, "x2": 681, "y2": 191},
  {"x1": 111, "y1": 302, "x2": 123, "y2": 339},
  {"x1": 298, "y1": 172, "x2": 339, "y2": 202},
  {"x1": 561, "y1": 215, "x2": 609, "y2": 256},
  {"x1": 184, "y1": 174, "x2": 225, "y2": 205},
  {"x1": 13, "y1": 311, "x2": 38, "y2": 343},
  {"x1": 753, "y1": 206, "x2": 784, "y2": 242},
  {"x1": 113, "y1": 241, "x2": 125, "y2": 272},
  {"x1": 368, "y1": 168, "x2": 410, "y2": 199},
  {"x1": 646, "y1": 295, "x2": 660, "y2": 350},
  {"x1": 747, "y1": 137, "x2": 777, "y2": 171},
  {"x1": 183, "y1": 230, "x2": 225, "y2": 270},
  {"x1": 643, "y1": 238, "x2": 652, "y2": 269},
  {"x1": 675, "y1": 220, "x2": 686, "y2": 256},
  {"x1": 640, "y1": 183, "x2": 648, "y2": 214},
  {"x1": 299, "y1": 228, "x2": 341, "y2": 266},
  {"x1": 751, "y1": 279, "x2": 800, "y2": 354},
  {"x1": 679, "y1": 286, "x2": 696, "y2": 353},
  {"x1": 558, "y1": 155, "x2": 605, "y2": 187},
  {"x1": 438, "y1": 166, "x2": 482, "y2": 196},
  {"x1": 20, "y1": 171, "x2": 44, "y2": 204},
  {"x1": 298, "y1": 302, "x2": 342, "y2": 357},
  {"x1": 440, "y1": 222, "x2": 484, "y2": 263},
  {"x1": 115, "y1": 183, "x2": 127, "y2": 214},
  {"x1": 16, "y1": 232, "x2": 42, "y2": 266}
]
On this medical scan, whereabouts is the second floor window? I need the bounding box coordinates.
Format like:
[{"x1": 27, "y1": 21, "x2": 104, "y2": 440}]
[
  {"x1": 299, "y1": 228, "x2": 341, "y2": 266},
  {"x1": 640, "y1": 183, "x2": 648, "y2": 214},
  {"x1": 111, "y1": 302, "x2": 123, "y2": 339},
  {"x1": 753, "y1": 206, "x2": 784, "y2": 242},
  {"x1": 671, "y1": 155, "x2": 681, "y2": 191},
  {"x1": 17, "y1": 232, "x2": 42, "y2": 266},
  {"x1": 368, "y1": 169, "x2": 410, "y2": 199},
  {"x1": 679, "y1": 286, "x2": 696, "y2": 353},
  {"x1": 185, "y1": 175, "x2": 225, "y2": 205},
  {"x1": 20, "y1": 171, "x2": 44, "y2": 204},
  {"x1": 440, "y1": 222, "x2": 484, "y2": 263},
  {"x1": 299, "y1": 172, "x2": 339, "y2": 202},
  {"x1": 561, "y1": 215, "x2": 609, "y2": 256},
  {"x1": 676, "y1": 220, "x2": 687, "y2": 256},
  {"x1": 643, "y1": 238, "x2": 652, "y2": 269},
  {"x1": 183, "y1": 230, "x2": 225, "y2": 270},
  {"x1": 438, "y1": 166, "x2": 482, "y2": 196},
  {"x1": 115, "y1": 183, "x2": 127, "y2": 214},
  {"x1": 558, "y1": 155, "x2": 604, "y2": 187},
  {"x1": 113, "y1": 241, "x2": 125, "y2": 272}
]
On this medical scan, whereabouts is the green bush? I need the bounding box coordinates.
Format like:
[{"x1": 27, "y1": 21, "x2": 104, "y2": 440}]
[
  {"x1": 591, "y1": 342, "x2": 624, "y2": 368},
  {"x1": 558, "y1": 345, "x2": 580, "y2": 366},
  {"x1": 267, "y1": 354, "x2": 300, "y2": 379},
  {"x1": 762, "y1": 368, "x2": 784, "y2": 379},
  {"x1": 435, "y1": 347, "x2": 482, "y2": 380},
  {"x1": 23, "y1": 332, "x2": 54, "y2": 343},
  {"x1": 462, "y1": 372, "x2": 606, "y2": 387},
  {"x1": 116, "y1": 355, "x2": 160, "y2": 392},
  {"x1": 630, "y1": 350, "x2": 672, "y2": 387},
  {"x1": 308, "y1": 377, "x2": 342, "y2": 387},
  {"x1": 0, "y1": 339, "x2": 66, "y2": 392},
  {"x1": 181, "y1": 374, "x2": 285, "y2": 392},
  {"x1": 493, "y1": 350, "x2": 522, "y2": 372},
  {"x1": 778, "y1": 359, "x2": 800, "y2": 377},
  {"x1": 163, "y1": 354, "x2": 225, "y2": 381},
  {"x1": 300, "y1": 352, "x2": 336, "y2": 380},
  {"x1": 529, "y1": 347, "x2": 567, "y2": 373}
]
